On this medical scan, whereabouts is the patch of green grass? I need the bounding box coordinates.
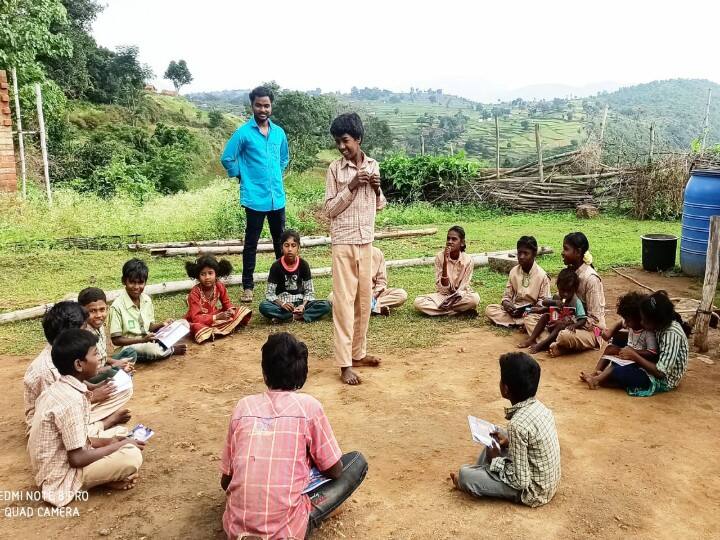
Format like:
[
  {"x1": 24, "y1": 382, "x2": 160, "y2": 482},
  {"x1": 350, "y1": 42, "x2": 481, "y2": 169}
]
[{"x1": 0, "y1": 200, "x2": 683, "y2": 355}]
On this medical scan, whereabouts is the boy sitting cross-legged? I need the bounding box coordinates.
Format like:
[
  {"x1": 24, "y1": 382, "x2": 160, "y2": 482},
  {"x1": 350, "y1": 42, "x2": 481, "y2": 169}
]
[
  {"x1": 24, "y1": 301, "x2": 132, "y2": 437},
  {"x1": 109, "y1": 258, "x2": 188, "y2": 362},
  {"x1": 451, "y1": 352, "x2": 561, "y2": 507},
  {"x1": 78, "y1": 287, "x2": 137, "y2": 383},
  {"x1": 220, "y1": 332, "x2": 368, "y2": 539},
  {"x1": 28, "y1": 329, "x2": 145, "y2": 507}
]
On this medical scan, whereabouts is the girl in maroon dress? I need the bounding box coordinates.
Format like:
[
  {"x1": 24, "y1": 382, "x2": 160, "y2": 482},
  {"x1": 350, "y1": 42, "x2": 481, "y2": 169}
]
[{"x1": 184, "y1": 255, "x2": 252, "y2": 343}]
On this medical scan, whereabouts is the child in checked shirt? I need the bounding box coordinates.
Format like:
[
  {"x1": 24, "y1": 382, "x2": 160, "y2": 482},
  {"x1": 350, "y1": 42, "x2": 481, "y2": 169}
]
[
  {"x1": 325, "y1": 112, "x2": 386, "y2": 385},
  {"x1": 220, "y1": 333, "x2": 368, "y2": 539},
  {"x1": 452, "y1": 352, "x2": 561, "y2": 507}
]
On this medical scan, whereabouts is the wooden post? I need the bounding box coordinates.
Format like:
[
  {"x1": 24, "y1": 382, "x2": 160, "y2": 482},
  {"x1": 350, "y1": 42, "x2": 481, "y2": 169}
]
[
  {"x1": 535, "y1": 123, "x2": 544, "y2": 183},
  {"x1": 11, "y1": 68, "x2": 27, "y2": 198},
  {"x1": 693, "y1": 215, "x2": 720, "y2": 352},
  {"x1": 616, "y1": 137, "x2": 624, "y2": 168},
  {"x1": 420, "y1": 132, "x2": 425, "y2": 156},
  {"x1": 35, "y1": 83, "x2": 52, "y2": 205},
  {"x1": 700, "y1": 88, "x2": 712, "y2": 156},
  {"x1": 648, "y1": 123, "x2": 655, "y2": 165},
  {"x1": 495, "y1": 115, "x2": 500, "y2": 179}
]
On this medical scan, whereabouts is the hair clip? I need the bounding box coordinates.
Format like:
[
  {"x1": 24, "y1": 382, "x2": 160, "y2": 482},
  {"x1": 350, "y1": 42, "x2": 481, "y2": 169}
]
[{"x1": 650, "y1": 297, "x2": 657, "y2": 308}]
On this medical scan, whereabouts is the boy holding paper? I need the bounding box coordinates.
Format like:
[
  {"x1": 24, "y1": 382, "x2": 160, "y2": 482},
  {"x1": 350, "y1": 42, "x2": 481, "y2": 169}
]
[
  {"x1": 109, "y1": 258, "x2": 188, "y2": 362},
  {"x1": 451, "y1": 352, "x2": 561, "y2": 507},
  {"x1": 28, "y1": 329, "x2": 144, "y2": 506}
]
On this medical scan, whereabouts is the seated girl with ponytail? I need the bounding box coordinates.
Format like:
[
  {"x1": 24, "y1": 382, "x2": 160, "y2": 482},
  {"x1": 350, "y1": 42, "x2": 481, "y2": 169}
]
[
  {"x1": 184, "y1": 255, "x2": 252, "y2": 344},
  {"x1": 609, "y1": 291, "x2": 690, "y2": 397},
  {"x1": 524, "y1": 232, "x2": 606, "y2": 356}
]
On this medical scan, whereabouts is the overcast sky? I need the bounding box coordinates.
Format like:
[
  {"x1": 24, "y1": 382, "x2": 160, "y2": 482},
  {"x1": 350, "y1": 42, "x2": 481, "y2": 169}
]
[{"x1": 93, "y1": 0, "x2": 720, "y2": 101}]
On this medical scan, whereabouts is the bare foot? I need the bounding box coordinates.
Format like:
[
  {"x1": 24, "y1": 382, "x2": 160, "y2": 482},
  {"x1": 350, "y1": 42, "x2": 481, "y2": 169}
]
[
  {"x1": 528, "y1": 343, "x2": 544, "y2": 354},
  {"x1": 517, "y1": 338, "x2": 534, "y2": 349},
  {"x1": 107, "y1": 473, "x2": 138, "y2": 491},
  {"x1": 105, "y1": 408, "x2": 131, "y2": 429},
  {"x1": 173, "y1": 343, "x2": 187, "y2": 355},
  {"x1": 579, "y1": 371, "x2": 600, "y2": 390},
  {"x1": 449, "y1": 472, "x2": 460, "y2": 489},
  {"x1": 352, "y1": 355, "x2": 382, "y2": 367},
  {"x1": 341, "y1": 367, "x2": 361, "y2": 385}
]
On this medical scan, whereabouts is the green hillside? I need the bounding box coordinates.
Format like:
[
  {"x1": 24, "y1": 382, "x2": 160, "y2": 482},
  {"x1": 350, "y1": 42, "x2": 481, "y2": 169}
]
[
  {"x1": 591, "y1": 79, "x2": 720, "y2": 161},
  {"x1": 189, "y1": 79, "x2": 720, "y2": 166}
]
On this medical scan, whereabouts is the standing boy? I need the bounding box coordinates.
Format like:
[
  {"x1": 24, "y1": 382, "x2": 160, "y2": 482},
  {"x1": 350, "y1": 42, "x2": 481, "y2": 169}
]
[
  {"x1": 258, "y1": 229, "x2": 332, "y2": 324},
  {"x1": 451, "y1": 352, "x2": 561, "y2": 507},
  {"x1": 108, "y1": 258, "x2": 188, "y2": 362},
  {"x1": 325, "y1": 113, "x2": 386, "y2": 385},
  {"x1": 220, "y1": 85, "x2": 290, "y2": 303},
  {"x1": 28, "y1": 329, "x2": 144, "y2": 507},
  {"x1": 24, "y1": 301, "x2": 131, "y2": 437}
]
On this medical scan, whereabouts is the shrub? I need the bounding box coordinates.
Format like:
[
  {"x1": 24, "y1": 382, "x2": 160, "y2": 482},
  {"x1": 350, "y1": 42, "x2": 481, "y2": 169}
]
[{"x1": 380, "y1": 152, "x2": 480, "y2": 202}]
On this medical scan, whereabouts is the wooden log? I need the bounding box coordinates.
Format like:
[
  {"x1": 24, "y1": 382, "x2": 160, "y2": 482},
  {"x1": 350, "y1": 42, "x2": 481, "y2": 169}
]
[
  {"x1": 130, "y1": 238, "x2": 265, "y2": 250},
  {"x1": 149, "y1": 228, "x2": 438, "y2": 257},
  {"x1": 0, "y1": 246, "x2": 553, "y2": 325},
  {"x1": 693, "y1": 216, "x2": 720, "y2": 352}
]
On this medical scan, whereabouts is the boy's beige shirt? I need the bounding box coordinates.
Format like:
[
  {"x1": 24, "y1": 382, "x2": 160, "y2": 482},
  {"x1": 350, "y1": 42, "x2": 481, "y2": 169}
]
[
  {"x1": 324, "y1": 154, "x2": 386, "y2": 245},
  {"x1": 28, "y1": 375, "x2": 90, "y2": 507}
]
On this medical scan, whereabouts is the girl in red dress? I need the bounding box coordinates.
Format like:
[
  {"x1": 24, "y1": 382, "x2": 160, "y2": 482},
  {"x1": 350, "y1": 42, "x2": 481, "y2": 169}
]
[{"x1": 184, "y1": 255, "x2": 252, "y2": 343}]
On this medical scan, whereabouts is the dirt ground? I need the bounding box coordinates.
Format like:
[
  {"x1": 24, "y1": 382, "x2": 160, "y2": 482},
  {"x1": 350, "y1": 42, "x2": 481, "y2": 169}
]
[{"x1": 0, "y1": 269, "x2": 719, "y2": 540}]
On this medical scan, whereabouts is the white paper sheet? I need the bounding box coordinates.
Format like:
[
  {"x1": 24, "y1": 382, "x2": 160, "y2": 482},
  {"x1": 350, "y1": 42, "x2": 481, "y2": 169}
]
[
  {"x1": 111, "y1": 368, "x2": 133, "y2": 394},
  {"x1": 603, "y1": 354, "x2": 635, "y2": 367},
  {"x1": 468, "y1": 415, "x2": 498, "y2": 448},
  {"x1": 154, "y1": 320, "x2": 190, "y2": 348}
]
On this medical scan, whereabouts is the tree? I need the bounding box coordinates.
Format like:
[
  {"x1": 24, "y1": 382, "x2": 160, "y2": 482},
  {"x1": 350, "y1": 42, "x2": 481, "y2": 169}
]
[
  {"x1": 363, "y1": 116, "x2": 394, "y2": 157},
  {"x1": 208, "y1": 109, "x2": 224, "y2": 129},
  {"x1": 41, "y1": 0, "x2": 104, "y2": 99},
  {"x1": 0, "y1": 0, "x2": 71, "y2": 82},
  {"x1": 164, "y1": 59, "x2": 193, "y2": 93},
  {"x1": 86, "y1": 46, "x2": 152, "y2": 104},
  {"x1": 271, "y1": 89, "x2": 337, "y2": 172}
]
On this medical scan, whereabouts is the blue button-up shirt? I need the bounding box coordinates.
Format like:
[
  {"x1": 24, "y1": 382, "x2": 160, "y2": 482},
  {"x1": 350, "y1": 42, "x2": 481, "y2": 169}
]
[{"x1": 220, "y1": 117, "x2": 289, "y2": 212}]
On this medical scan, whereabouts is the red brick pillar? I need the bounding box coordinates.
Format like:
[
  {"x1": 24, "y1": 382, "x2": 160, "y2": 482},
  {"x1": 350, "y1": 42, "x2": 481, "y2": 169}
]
[{"x1": 0, "y1": 70, "x2": 18, "y2": 192}]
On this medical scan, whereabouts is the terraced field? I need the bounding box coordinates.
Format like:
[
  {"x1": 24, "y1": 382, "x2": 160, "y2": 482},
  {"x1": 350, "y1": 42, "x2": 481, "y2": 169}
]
[{"x1": 343, "y1": 97, "x2": 588, "y2": 164}]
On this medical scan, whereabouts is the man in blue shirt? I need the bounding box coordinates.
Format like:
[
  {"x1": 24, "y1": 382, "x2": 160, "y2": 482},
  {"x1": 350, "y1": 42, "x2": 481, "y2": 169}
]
[{"x1": 221, "y1": 86, "x2": 290, "y2": 302}]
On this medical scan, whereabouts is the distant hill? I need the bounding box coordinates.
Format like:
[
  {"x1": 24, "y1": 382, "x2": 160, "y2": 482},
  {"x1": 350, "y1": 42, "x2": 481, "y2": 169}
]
[
  {"x1": 591, "y1": 79, "x2": 720, "y2": 160},
  {"x1": 187, "y1": 79, "x2": 720, "y2": 166}
]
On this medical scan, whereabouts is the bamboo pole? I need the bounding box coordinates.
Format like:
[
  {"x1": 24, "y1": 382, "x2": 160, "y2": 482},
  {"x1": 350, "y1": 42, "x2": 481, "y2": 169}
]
[
  {"x1": 0, "y1": 246, "x2": 553, "y2": 325},
  {"x1": 35, "y1": 83, "x2": 52, "y2": 205},
  {"x1": 149, "y1": 228, "x2": 439, "y2": 256},
  {"x1": 535, "y1": 123, "x2": 544, "y2": 183},
  {"x1": 700, "y1": 89, "x2": 712, "y2": 156},
  {"x1": 477, "y1": 149, "x2": 582, "y2": 180},
  {"x1": 648, "y1": 123, "x2": 655, "y2": 165},
  {"x1": 693, "y1": 216, "x2": 720, "y2": 352},
  {"x1": 11, "y1": 68, "x2": 27, "y2": 199},
  {"x1": 599, "y1": 105, "x2": 608, "y2": 146},
  {"x1": 495, "y1": 115, "x2": 500, "y2": 179}
]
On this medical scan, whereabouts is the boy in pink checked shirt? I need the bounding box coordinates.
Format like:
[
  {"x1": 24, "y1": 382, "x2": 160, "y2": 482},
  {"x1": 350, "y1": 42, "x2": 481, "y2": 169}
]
[{"x1": 220, "y1": 333, "x2": 368, "y2": 539}]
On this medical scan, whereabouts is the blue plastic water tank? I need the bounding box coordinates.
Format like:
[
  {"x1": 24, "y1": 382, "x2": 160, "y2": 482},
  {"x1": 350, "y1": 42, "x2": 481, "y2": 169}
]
[{"x1": 680, "y1": 168, "x2": 720, "y2": 276}]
